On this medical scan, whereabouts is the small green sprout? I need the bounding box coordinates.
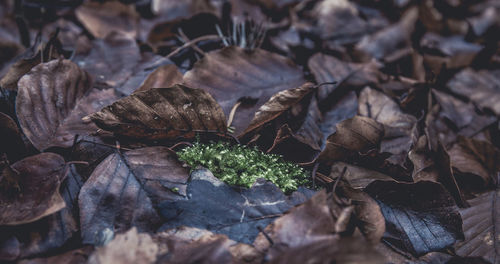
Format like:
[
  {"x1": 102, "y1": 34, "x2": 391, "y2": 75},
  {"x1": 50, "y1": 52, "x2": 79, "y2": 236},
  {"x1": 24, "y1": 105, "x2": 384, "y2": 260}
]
[
  {"x1": 177, "y1": 141, "x2": 309, "y2": 193},
  {"x1": 171, "y1": 187, "x2": 179, "y2": 193}
]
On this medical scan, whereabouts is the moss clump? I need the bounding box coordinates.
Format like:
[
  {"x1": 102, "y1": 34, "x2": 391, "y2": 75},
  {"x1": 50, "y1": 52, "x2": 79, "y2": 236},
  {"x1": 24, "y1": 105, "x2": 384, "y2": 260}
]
[{"x1": 177, "y1": 141, "x2": 309, "y2": 193}]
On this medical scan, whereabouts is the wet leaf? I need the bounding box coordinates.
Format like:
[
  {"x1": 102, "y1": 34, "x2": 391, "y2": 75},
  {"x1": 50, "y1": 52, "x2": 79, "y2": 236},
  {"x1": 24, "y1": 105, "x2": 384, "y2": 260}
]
[
  {"x1": 317, "y1": 116, "x2": 384, "y2": 166},
  {"x1": 16, "y1": 59, "x2": 118, "y2": 151},
  {"x1": 308, "y1": 53, "x2": 382, "y2": 102},
  {"x1": 449, "y1": 137, "x2": 500, "y2": 189},
  {"x1": 184, "y1": 46, "x2": 306, "y2": 135},
  {"x1": 319, "y1": 91, "x2": 359, "y2": 146},
  {"x1": 454, "y1": 190, "x2": 500, "y2": 263},
  {"x1": 408, "y1": 135, "x2": 467, "y2": 207},
  {"x1": 358, "y1": 87, "x2": 418, "y2": 166},
  {"x1": 365, "y1": 181, "x2": 464, "y2": 256},
  {"x1": 159, "y1": 168, "x2": 314, "y2": 244},
  {"x1": 78, "y1": 147, "x2": 189, "y2": 244},
  {"x1": 0, "y1": 153, "x2": 65, "y2": 225},
  {"x1": 432, "y1": 90, "x2": 496, "y2": 134},
  {"x1": 355, "y1": 8, "x2": 418, "y2": 62},
  {"x1": 447, "y1": 68, "x2": 500, "y2": 116},
  {"x1": 88, "y1": 84, "x2": 226, "y2": 140},
  {"x1": 73, "y1": 32, "x2": 141, "y2": 88},
  {"x1": 0, "y1": 165, "x2": 83, "y2": 261},
  {"x1": 75, "y1": 1, "x2": 139, "y2": 39},
  {"x1": 328, "y1": 161, "x2": 394, "y2": 189}
]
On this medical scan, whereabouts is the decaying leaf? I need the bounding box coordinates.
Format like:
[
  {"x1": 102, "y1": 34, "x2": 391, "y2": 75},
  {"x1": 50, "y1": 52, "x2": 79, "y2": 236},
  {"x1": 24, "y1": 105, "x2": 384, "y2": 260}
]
[
  {"x1": 449, "y1": 137, "x2": 500, "y2": 189},
  {"x1": 75, "y1": 1, "x2": 139, "y2": 39},
  {"x1": 88, "y1": 84, "x2": 227, "y2": 140},
  {"x1": 88, "y1": 227, "x2": 158, "y2": 264},
  {"x1": 73, "y1": 32, "x2": 141, "y2": 89},
  {"x1": 241, "y1": 82, "x2": 316, "y2": 137},
  {"x1": 17, "y1": 246, "x2": 93, "y2": 264},
  {"x1": 0, "y1": 165, "x2": 83, "y2": 261},
  {"x1": 79, "y1": 147, "x2": 189, "y2": 244},
  {"x1": 183, "y1": 46, "x2": 306, "y2": 135},
  {"x1": 408, "y1": 135, "x2": 467, "y2": 207},
  {"x1": 159, "y1": 168, "x2": 314, "y2": 244},
  {"x1": 358, "y1": 87, "x2": 418, "y2": 166},
  {"x1": 317, "y1": 116, "x2": 384, "y2": 166},
  {"x1": 328, "y1": 161, "x2": 394, "y2": 189},
  {"x1": 365, "y1": 181, "x2": 464, "y2": 256},
  {"x1": 16, "y1": 59, "x2": 118, "y2": 151},
  {"x1": 447, "y1": 68, "x2": 500, "y2": 116},
  {"x1": 134, "y1": 64, "x2": 183, "y2": 94},
  {"x1": 0, "y1": 153, "x2": 66, "y2": 225},
  {"x1": 308, "y1": 53, "x2": 382, "y2": 102},
  {"x1": 455, "y1": 190, "x2": 500, "y2": 263},
  {"x1": 0, "y1": 112, "x2": 26, "y2": 162}
]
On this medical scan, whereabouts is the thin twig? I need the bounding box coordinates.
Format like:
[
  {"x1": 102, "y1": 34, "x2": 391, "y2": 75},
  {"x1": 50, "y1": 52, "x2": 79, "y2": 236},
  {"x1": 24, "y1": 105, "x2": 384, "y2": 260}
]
[
  {"x1": 178, "y1": 28, "x2": 205, "y2": 56},
  {"x1": 165, "y1": 35, "x2": 221, "y2": 59},
  {"x1": 227, "y1": 101, "x2": 241, "y2": 128}
]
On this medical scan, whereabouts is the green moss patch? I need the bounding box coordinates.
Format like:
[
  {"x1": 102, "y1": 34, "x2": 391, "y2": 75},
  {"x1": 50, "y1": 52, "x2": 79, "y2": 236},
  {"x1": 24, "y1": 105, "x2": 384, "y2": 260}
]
[{"x1": 177, "y1": 141, "x2": 309, "y2": 193}]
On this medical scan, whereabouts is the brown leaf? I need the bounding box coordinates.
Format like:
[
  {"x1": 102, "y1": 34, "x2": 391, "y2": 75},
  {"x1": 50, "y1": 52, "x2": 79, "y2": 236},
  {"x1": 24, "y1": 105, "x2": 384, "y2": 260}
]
[
  {"x1": 308, "y1": 53, "x2": 382, "y2": 102},
  {"x1": 317, "y1": 116, "x2": 384, "y2": 166},
  {"x1": 449, "y1": 136, "x2": 500, "y2": 189},
  {"x1": 88, "y1": 84, "x2": 226, "y2": 140},
  {"x1": 447, "y1": 68, "x2": 500, "y2": 116},
  {"x1": 73, "y1": 32, "x2": 141, "y2": 89},
  {"x1": 358, "y1": 87, "x2": 418, "y2": 166},
  {"x1": 0, "y1": 166, "x2": 83, "y2": 261},
  {"x1": 312, "y1": 0, "x2": 387, "y2": 45},
  {"x1": 183, "y1": 46, "x2": 306, "y2": 135},
  {"x1": 432, "y1": 90, "x2": 496, "y2": 134},
  {"x1": 0, "y1": 112, "x2": 26, "y2": 161},
  {"x1": 134, "y1": 64, "x2": 183, "y2": 94},
  {"x1": 338, "y1": 184, "x2": 386, "y2": 244},
  {"x1": 355, "y1": 8, "x2": 418, "y2": 62},
  {"x1": 78, "y1": 147, "x2": 189, "y2": 244},
  {"x1": 75, "y1": 1, "x2": 139, "y2": 39},
  {"x1": 455, "y1": 190, "x2": 500, "y2": 263},
  {"x1": 0, "y1": 153, "x2": 65, "y2": 225},
  {"x1": 269, "y1": 237, "x2": 386, "y2": 264},
  {"x1": 408, "y1": 135, "x2": 467, "y2": 207},
  {"x1": 157, "y1": 226, "x2": 261, "y2": 263},
  {"x1": 0, "y1": 37, "x2": 63, "y2": 91},
  {"x1": 253, "y1": 190, "x2": 346, "y2": 259},
  {"x1": 88, "y1": 227, "x2": 158, "y2": 264},
  {"x1": 16, "y1": 59, "x2": 118, "y2": 151},
  {"x1": 17, "y1": 246, "x2": 93, "y2": 264},
  {"x1": 365, "y1": 180, "x2": 464, "y2": 256},
  {"x1": 241, "y1": 82, "x2": 316, "y2": 137},
  {"x1": 151, "y1": 0, "x2": 217, "y2": 21},
  {"x1": 328, "y1": 161, "x2": 394, "y2": 189}
]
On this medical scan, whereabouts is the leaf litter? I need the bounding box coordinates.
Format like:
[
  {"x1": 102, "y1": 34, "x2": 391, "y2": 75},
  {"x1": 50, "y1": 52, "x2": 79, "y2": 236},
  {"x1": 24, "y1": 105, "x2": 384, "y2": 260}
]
[{"x1": 1, "y1": 0, "x2": 500, "y2": 263}]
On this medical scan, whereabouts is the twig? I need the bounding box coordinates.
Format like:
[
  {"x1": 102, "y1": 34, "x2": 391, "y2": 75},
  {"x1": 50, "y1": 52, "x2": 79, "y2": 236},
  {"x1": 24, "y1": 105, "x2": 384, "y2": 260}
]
[
  {"x1": 177, "y1": 28, "x2": 206, "y2": 56},
  {"x1": 227, "y1": 101, "x2": 241, "y2": 128},
  {"x1": 165, "y1": 35, "x2": 221, "y2": 59}
]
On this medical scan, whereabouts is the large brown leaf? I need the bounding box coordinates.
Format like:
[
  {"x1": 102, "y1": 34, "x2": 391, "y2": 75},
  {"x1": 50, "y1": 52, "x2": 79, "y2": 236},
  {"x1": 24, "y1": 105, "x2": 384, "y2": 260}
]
[
  {"x1": 328, "y1": 161, "x2": 394, "y2": 189},
  {"x1": 0, "y1": 165, "x2": 82, "y2": 261},
  {"x1": 447, "y1": 68, "x2": 500, "y2": 116},
  {"x1": 0, "y1": 153, "x2": 65, "y2": 225},
  {"x1": 16, "y1": 59, "x2": 118, "y2": 151},
  {"x1": 88, "y1": 84, "x2": 226, "y2": 140},
  {"x1": 455, "y1": 190, "x2": 500, "y2": 263},
  {"x1": 183, "y1": 46, "x2": 306, "y2": 135},
  {"x1": 78, "y1": 147, "x2": 189, "y2": 244},
  {"x1": 317, "y1": 116, "x2": 384, "y2": 166}
]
